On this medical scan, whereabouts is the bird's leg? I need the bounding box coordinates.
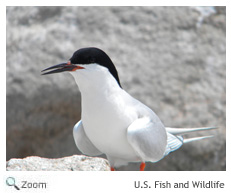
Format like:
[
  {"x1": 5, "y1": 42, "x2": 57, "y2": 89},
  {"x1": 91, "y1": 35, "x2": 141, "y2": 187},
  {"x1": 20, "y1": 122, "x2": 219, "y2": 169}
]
[
  {"x1": 110, "y1": 167, "x2": 115, "y2": 171},
  {"x1": 140, "y1": 162, "x2": 146, "y2": 171}
]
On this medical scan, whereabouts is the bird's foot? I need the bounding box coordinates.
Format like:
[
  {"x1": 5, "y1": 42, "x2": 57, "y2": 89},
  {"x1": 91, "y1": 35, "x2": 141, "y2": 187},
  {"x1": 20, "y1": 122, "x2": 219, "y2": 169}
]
[{"x1": 140, "y1": 162, "x2": 146, "y2": 171}]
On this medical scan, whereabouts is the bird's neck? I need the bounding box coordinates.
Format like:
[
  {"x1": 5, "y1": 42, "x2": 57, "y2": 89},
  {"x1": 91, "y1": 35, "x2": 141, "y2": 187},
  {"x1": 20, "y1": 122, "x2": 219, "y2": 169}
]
[{"x1": 70, "y1": 67, "x2": 122, "y2": 100}]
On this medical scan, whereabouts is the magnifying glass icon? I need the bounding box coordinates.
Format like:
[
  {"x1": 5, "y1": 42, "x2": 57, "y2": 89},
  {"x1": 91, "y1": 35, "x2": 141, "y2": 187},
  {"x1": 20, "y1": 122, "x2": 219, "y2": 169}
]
[{"x1": 6, "y1": 177, "x2": 20, "y2": 190}]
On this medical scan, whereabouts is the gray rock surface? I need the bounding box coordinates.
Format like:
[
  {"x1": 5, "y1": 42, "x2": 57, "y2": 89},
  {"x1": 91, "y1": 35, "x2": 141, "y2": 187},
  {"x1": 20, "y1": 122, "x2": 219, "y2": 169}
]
[
  {"x1": 6, "y1": 6, "x2": 225, "y2": 170},
  {"x1": 6, "y1": 155, "x2": 110, "y2": 171}
]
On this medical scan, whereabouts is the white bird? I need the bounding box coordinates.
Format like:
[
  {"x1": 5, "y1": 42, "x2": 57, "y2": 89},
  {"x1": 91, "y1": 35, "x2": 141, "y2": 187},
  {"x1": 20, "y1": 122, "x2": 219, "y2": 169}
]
[{"x1": 42, "y1": 47, "x2": 216, "y2": 171}]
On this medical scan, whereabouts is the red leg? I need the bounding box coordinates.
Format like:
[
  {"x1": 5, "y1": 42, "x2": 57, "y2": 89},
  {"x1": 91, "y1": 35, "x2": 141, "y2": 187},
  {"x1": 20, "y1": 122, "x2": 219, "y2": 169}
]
[
  {"x1": 140, "y1": 162, "x2": 146, "y2": 171},
  {"x1": 110, "y1": 167, "x2": 115, "y2": 171}
]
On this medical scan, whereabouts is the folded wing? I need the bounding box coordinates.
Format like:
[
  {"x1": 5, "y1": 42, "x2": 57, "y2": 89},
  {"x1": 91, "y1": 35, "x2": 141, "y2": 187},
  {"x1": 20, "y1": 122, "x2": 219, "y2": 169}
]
[
  {"x1": 127, "y1": 117, "x2": 167, "y2": 162},
  {"x1": 73, "y1": 120, "x2": 102, "y2": 156}
]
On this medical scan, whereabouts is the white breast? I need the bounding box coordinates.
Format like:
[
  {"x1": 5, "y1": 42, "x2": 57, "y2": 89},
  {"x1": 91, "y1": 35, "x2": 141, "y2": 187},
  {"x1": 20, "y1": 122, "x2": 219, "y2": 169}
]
[
  {"x1": 81, "y1": 87, "x2": 139, "y2": 158},
  {"x1": 70, "y1": 64, "x2": 139, "y2": 159}
]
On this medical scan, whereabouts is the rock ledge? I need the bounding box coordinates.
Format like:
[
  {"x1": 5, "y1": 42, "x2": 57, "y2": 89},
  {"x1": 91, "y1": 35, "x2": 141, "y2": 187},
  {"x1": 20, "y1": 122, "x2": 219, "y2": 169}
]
[{"x1": 6, "y1": 155, "x2": 110, "y2": 171}]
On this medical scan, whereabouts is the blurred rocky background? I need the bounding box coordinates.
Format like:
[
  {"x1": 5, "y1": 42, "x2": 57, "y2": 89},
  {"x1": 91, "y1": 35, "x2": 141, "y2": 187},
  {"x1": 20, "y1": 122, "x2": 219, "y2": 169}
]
[{"x1": 6, "y1": 6, "x2": 225, "y2": 171}]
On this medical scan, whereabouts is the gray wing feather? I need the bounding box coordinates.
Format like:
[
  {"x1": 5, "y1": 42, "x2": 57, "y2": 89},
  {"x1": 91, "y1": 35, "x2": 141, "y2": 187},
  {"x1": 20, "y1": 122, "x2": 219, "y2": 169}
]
[{"x1": 73, "y1": 120, "x2": 102, "y2": 156}]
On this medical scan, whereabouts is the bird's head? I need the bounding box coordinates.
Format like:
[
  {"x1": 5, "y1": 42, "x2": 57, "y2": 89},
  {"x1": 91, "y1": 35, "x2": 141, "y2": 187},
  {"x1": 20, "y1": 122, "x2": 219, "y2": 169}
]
[{"x1": 41, "y1": 47, "x2": 121, "y2": 87}]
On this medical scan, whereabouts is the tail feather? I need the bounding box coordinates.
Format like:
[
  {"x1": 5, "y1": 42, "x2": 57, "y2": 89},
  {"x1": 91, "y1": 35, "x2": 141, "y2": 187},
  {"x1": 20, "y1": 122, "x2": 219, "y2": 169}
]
[
  {"x1": 165, "y1": 126, "x2": 217, "y2": 135},
  {"x1": 164, "y1": 126, "x2": 217, "y2": 156},
  {"x1": 183, "y1": 135, "x2": 214, "y2": 143},
  {"x1": 164, "y1": 133, "x2": 183, "y2": 156}
]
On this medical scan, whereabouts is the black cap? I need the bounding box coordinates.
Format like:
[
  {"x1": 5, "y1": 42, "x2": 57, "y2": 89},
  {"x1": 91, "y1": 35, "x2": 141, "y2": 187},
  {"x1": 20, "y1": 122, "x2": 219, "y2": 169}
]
[{"x1": 70, "y1": 47, "x2": 122, "y2": 87}]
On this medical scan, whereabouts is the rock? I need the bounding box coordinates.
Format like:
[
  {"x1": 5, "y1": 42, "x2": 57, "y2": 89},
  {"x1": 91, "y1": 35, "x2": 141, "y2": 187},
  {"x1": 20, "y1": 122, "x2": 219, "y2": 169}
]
[
  {"x1": 6, "y1": 7, "x2": 225, "y2": 170},
  {"x1": 6, "y1": 155, "x2": 110, "y2": 171}
]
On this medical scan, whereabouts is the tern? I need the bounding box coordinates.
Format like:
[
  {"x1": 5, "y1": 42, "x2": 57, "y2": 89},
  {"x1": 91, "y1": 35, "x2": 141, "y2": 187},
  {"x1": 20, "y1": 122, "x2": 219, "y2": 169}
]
[{"x1": 42, "y1": 47, "x2": 216, "y2": 171}]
